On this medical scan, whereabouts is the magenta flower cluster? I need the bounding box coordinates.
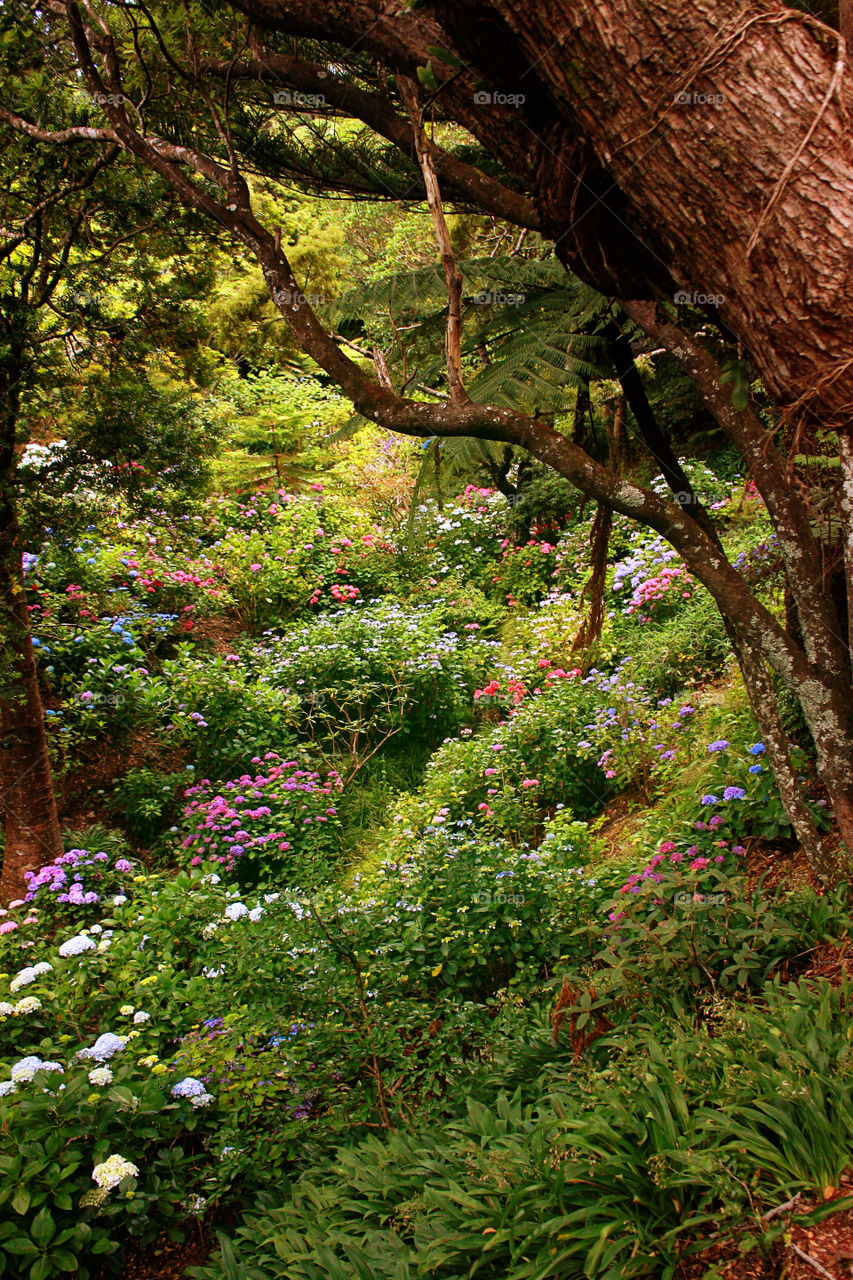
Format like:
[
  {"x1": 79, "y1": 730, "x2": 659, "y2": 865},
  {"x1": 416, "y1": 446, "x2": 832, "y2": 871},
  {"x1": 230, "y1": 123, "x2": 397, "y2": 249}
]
[{"x1": 181, "y1": 752, "x2": 343, "y2": 873}]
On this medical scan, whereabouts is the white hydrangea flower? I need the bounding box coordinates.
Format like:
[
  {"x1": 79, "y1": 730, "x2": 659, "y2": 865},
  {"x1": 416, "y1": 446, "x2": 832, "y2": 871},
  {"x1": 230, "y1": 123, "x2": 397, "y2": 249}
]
[
  {"x1": 89, "y1": 924, "x2": 103, "y2": 934},
  {"x1": 10, "y1": 967, "x2": 37, "y2": 992},
  {"x1": 97, "y1": 937, "x2": 112, "y2": 953},
  {"x1": 88, "y1": 1067, "x2": 113, "y2": 1086},
  {"x1": 79, "y1": 1033, "x2": 125, "y2": 1061},
  {"x1": 11, "y1": 1057, "x2": 44, "y2": 1082},
  {"x1": 0, "y1": 1080, "x2": 16, "y2": 1097},
  {"x1": 247, "y1": 906, "x2": 264, "y2": 922},
  {"x1": 32, "y1": 962, "x2": 53, "y2": 977},
  {"x1": 58, "y1": 934, "x2": 96, "y2": 958},
  {"x1": 223, "y1": 902, "x2": 248, "y2": 921},
  {"x1": 133, "y1": 1011, "x2": 150, "y2": 1024},
  {"x1": 112, "y1": 895, "x2": 127, "y2": 906},
  {"x1": 92, "y1": 1154, "x2": 139, "y2": 1190},
  {"x1": 202, "y1": 923, "x2": 218, "y2": 938},
  {"x1": 263, "y1": 893, "x2": 280, "y2": 904},
  {"x1": 0, "y1": 1002, "x2": 14, "y2": 1018},
  {"x1": 13, "y1": 997, "x2": 41, "y2": 1015}
]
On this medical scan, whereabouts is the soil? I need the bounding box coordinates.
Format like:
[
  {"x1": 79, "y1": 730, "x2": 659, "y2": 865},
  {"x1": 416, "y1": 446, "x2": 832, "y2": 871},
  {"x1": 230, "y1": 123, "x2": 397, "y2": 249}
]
[{"x1": 94, "y1": 1222, "x2": 217, "y2": 1280}]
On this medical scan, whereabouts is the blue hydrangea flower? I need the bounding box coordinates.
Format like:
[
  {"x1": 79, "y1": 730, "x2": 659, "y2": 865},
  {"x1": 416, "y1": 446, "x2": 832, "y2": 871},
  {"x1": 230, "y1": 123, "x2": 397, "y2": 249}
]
[
  {"x1": 723, "y1": 786, "x2": 746, "y2": 801},
  {"x1": 749, "y1": 764, "x2": 763, "y2": 774},
  {"x1": 171, "y1": 1076, "x2": 207, "y2": 1098},
  {"x1": 749, "y1": 744, "x2": 766, "y2": 755},
  {"x1": 700, "y1": 795, "x2": 718, "y2": 806}
]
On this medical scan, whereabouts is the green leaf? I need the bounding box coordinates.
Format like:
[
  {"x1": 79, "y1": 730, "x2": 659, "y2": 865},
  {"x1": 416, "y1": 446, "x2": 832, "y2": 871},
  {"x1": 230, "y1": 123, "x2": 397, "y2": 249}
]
[
  {"x1": 416, "y1": 61, "x2": 439, "y2": 92},
  {"x1": 30, "y1": 1207, "x2": 55, "y2": 1248},
  {"x1": 11, "y1": 1187, "x2": 30, "y2": 1215},
  {"x1": 4, "y1": 1238, "x2": 38, "y2": 1256},
  {"x1": 49, "y1": 1249, "x2": 79, "y2": 1272}
]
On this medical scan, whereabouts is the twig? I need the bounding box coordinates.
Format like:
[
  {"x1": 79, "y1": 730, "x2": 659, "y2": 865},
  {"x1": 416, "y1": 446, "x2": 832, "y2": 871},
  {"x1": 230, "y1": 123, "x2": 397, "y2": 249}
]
[
  {"x1": 397, "y1": 74, "x2": 467, "y2": 405},
  {"x1": 763, "y1": 1193, "x2": 801, "y2": 1221},
  {"x1": 791, "y1": 1244, "x2": 839, "y2": 1280}
]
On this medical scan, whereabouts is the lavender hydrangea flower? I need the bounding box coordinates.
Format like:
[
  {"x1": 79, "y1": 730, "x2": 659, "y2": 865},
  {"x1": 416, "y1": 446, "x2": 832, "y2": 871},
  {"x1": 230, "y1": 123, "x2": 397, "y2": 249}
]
[{"x1": 79, "y1": 1033, "x2": 126, "y2": 1061}]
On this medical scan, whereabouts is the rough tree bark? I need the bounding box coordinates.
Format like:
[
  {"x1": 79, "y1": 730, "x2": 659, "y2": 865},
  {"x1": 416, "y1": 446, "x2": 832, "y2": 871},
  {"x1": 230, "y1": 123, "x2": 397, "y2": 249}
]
[
  {"x1": 234, "y1": 0, "x2": 853, "y2": 426},
  {"x1": 0, "y1": 346, "x2": 63, "y2": 901}
]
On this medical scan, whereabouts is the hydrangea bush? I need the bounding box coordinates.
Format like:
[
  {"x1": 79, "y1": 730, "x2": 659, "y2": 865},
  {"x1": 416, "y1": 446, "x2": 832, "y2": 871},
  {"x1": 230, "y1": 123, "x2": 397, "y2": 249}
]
[{"x1": 179, "y1": 752, "x2": 344, "y2": 884}]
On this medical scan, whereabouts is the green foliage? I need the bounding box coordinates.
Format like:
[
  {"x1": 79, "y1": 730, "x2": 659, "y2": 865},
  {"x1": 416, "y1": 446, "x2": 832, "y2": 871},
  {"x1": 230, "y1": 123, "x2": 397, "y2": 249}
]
[{"x1": 191, "y1": 972, "x2": 853, "y2": 1280}]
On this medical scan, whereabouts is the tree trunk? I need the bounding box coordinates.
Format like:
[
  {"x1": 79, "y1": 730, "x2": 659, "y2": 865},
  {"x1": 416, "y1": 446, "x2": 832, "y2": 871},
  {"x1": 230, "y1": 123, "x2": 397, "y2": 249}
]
[
  {"x1": 0, "y1": 544, "x2": 63, "y2": 902},
  {"x1": 430, "y1": 0, "x2": 853, "y2": 426},
  {"x1": 841, "y1": 0, "x2": 853, "y2": 49},
  {"x1": 233, "y1": 0, "x2": 853, "y2": 426},
  {"x1": 0, "y1": 352, "x2": 63, "y2": 902}
]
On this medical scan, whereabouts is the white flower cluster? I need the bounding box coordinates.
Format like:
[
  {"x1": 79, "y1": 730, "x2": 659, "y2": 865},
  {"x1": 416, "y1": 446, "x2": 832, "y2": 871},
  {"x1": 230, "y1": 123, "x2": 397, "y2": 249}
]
[
  {"x1": 10, "y1": 1056, "x2": 63, "y2": 1083},
  {"x1": 78, "y1": 1033, "x2": 126, "y2": 1061},
  {"x1": 222, "y1": 900, "x2": 264, "y2": 924},
  {"x1": 88, "y1": 1067, "x2": 114, "y2": 1086},
  {"x1": 58, "y1": 934, "x2": 96, "y2": 958},
  {"x1": 9, "y1": 961, "x2": 53, "y2": 992},
  {"x1": 12, "y1": 997, "x2": 42, "y2": 1016},
  {"x1": 91, "y1": 1154, "x2": 139, "y2": 1190}
]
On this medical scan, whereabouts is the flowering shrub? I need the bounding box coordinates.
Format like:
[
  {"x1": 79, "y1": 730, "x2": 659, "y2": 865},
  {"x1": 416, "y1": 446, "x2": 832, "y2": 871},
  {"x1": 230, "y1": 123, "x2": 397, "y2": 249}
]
[
  {"x1": 245, "y1": 599, "x2": 497, "y2": 753},
  {"x1": 597, "y1": 849, "x2": 800, "y2": 999},
  {"x1": 492, "y1": 536, "x2": 560, "y2": 607},
  {"x1": 179, "y1": 753, "x2": 343, "y2": 884},
  {"x1": 612, "y1": 534, "x2": 695, "y2": 623},
  {"x1": 3, "y1": 844, "x2": 138, "y2": 937}
]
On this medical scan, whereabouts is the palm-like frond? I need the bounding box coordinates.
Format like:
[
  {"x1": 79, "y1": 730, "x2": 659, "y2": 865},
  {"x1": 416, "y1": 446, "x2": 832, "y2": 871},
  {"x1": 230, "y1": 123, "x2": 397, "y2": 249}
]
[{"x1": 323, "y1": 256, "x2": 612, "y2": 417}]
